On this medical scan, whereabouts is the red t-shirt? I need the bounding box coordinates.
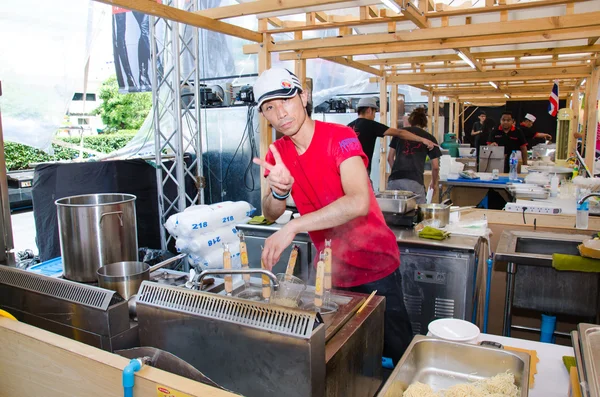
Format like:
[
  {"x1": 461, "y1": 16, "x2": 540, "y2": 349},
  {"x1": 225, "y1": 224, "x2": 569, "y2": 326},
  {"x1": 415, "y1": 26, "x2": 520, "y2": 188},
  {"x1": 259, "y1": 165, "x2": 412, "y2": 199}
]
[{"x1": 264, "y1": 120, "x2": 400, "y2": 288}]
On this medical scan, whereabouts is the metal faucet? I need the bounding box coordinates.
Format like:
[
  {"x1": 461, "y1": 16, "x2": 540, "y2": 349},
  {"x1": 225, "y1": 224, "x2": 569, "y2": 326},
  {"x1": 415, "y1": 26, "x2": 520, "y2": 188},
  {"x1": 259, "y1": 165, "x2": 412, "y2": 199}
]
[
  {"x1": 193, "y1": 269, "x2": 280, "y2": 291},
  {"x1": 578, "y1": 193, "x2": 600, "y2": 205}
]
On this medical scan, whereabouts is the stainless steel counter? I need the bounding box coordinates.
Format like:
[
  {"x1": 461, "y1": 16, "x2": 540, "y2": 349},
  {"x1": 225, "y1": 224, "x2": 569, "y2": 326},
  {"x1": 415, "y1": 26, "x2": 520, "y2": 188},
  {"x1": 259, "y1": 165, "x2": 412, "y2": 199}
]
[{"x1": 390, "y1": 226, "x2": 481, "y2": 252}]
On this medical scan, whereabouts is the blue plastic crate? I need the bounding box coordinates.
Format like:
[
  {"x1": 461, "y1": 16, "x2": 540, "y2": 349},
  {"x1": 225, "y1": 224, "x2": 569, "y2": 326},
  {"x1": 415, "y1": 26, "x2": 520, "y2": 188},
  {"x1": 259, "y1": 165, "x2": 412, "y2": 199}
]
[{"x1": 27, "y1": 257, "x2": 63, "y2": 278}]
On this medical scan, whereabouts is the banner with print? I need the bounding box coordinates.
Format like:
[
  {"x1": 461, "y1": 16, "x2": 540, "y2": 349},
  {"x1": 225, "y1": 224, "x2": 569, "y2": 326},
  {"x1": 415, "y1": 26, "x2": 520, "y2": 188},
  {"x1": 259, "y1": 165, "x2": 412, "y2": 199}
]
[{"x1": 112, "y1": 6, "x2": 162, "y2": 93}]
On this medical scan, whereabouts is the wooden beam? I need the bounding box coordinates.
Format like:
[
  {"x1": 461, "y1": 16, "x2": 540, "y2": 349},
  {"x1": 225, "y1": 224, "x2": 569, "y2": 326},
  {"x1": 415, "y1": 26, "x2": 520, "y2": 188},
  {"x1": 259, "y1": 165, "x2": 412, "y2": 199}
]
[
  {"x1": 589, "y1": 37, "x2": 600, "y2": 46},
  {"x1": 196, "y1": 0, "x2": 359, "y2": 19},
  {"x1": 267, "y1": 17, "x2": 283, "y2": 28},
  {"x1": 568, "y1": 86, "x2": 581, "y2": 158},
  {"x1": 433, "y1": 0, "x2": 585, "y2": 18},
  {"x1": 322, "y1": 56, "x2": 383, "y2": 76},
  {"x1": 584, "y1": 67, "x2": 600, "y2": 172},
  {"x1": 427, "y1": 92, "x2": 434, "y2": 132},
  {"x1": 382, "y1": 65, "x2": 592, "y2": 84},
  {"x1": 457, "y1": 48, "x2": 484, "y2": 72},
  {"x1": 368, "y1": 6, "x2": 379, "y2": 18},
  {"x1": 263, "y1": 12, "x2": 600, "y2": 53},
  {"x1": 454, "y1": 98, "x2": 461, "y2": 137},
  {"x1": 359, "y1": 45, "x2": 600, "y2": 67},
  {"x1": 379, "y1": 77, "x2": 388, "y2": 192},
  {"x1": 432, "y1": 85, "x2": 576, "y2": 95},
  {"x1": 388, "y1": 84, "x2": 399, "y2": 184},
  {"x1": 94, "y1": 0, "x2": 262, "y2": 42},
  {"x1": 434, "y1": 95, "x2": 441, "y2": 141},
  {"x1": 275, "y1": 26, "x2": 600, "y2": 59},
  {"x1": 383, "y1": 58, "x2": 590, "y2": 72},
  {"x1": 258, "y1": 33, "x2": 272, "y2": 199},
  {"x1": 361, "y1": 54, "x2": 460, "y2": 65},
  {"x1": 403, "y1": 1, "x2": 430, "y2": 28},
  {"x1": 315, "y1": 11, "x2": 328, "y2": 22}
]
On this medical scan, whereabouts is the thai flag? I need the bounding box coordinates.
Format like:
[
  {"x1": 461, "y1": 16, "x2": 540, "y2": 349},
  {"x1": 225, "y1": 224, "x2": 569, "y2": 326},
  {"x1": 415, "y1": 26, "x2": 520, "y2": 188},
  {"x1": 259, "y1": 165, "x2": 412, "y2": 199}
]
[{"x1": 548, "y1": 80, "x2": 559, "y2": 117}]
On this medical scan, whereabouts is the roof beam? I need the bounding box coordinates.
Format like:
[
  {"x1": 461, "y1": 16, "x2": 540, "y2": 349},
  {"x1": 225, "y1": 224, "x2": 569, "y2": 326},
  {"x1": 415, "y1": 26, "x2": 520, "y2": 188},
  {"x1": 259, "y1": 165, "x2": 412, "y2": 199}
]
[
  {"x1": 322, "y1": 56, "x2": 383, "y2": 76},
  {"x1": 457, "y1": 48, "x2": 483, "y2": 72},
  {"x1": 259, "y1": 0, "x2": 586, "y2": 33},
  {"x1": 195, "y1": 0, "x2": 366, "y2": 20},
  {"x1": 361, "y1": 54, "x2": 460, "y2": 65},
  {"x1": 403, "y1": 1, "x2": 429, "y2": 28},
  {"x1": 380, "y1": 58, "x2": 591, "y2": 71},
  {"x1": 589, "y1": 37, "x2": 600, "y2": 46},
  {"x1": 431, "y1": 86, "x2": 576, "y2": 95},
  {"x1": 275, "y1": 26, "x2": 600, "y2": 59},
  {"x1": 376, "y1": 65, "x2": 591, "y2": 84},
  {"x1": 261, "y1": 11, "x2": 600, "y2": 53},
  {"x1": 93, "y1": 0, "x2": 262, "y2": 42}
]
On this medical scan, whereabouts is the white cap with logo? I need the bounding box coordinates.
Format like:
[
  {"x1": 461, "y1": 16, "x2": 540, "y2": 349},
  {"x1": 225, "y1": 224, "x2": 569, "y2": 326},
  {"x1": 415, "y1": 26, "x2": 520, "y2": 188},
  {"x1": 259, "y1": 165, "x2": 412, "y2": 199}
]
[
  {"x1": 525, "y1": 113, "x2": 536, "y2": 122},
  {"x1": 253, "y1": 68, "x2": 302, "y2": 109}
]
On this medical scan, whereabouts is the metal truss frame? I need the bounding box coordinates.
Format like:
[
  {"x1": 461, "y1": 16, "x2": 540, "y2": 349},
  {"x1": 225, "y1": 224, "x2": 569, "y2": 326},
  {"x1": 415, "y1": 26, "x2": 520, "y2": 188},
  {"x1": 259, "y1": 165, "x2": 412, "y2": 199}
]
[{"x1": 150, "y1": 0, "x2": 204, "y2": 249}]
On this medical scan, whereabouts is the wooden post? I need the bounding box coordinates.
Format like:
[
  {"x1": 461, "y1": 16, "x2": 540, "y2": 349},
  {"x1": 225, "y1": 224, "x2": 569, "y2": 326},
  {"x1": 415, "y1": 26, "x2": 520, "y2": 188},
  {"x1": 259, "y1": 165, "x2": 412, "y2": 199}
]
[
  {"x1": 388, "y1": 84, "x2": 399, "y2": 185},
  {"x1": 454, "y1": 98, "x2": 461, "y2": 140},
  {"x1": 449, "y1": 99, "x2": 455, "y2": 135},
  {"x1": 434, "y1": 95, "x2": 441, "y2": 142},
  {"x1": 427, "y1": 92, "x2": 434, "y2": 133},
  {"x1": 459, "y1": 102, "x2": 465, "y2": 143},
  {"x1": 293, "y1": 32, "x2": 307, "y2": 88},
  {"x1": 379, "y1": 76, "x2": 388, "y2": 192},
  {"x1": 582, "y1": 80, "x2": 591, "y2": 152},
  {"x1": 584, "y1": 67, "x2": 600, "y2": 172},
  {"x1": 568, "y1": 87, "x2": 580, "y2": 158},
  {"x1": 258, "y1": 30, "x2": 272, "y2": 200}
]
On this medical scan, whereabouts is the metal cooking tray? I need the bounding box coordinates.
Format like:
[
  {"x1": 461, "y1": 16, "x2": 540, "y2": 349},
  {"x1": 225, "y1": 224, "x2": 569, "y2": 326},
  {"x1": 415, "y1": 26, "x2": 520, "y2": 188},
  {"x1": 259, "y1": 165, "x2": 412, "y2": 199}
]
[
  {"x1": 579, "y1": 323, "x2": 600, "y2": 397},
  {"x1": 377, "y1": 335, "x2": 530, "y2": 396},
  {"x1": 376, "y1": 191, "x2": 418, "y2": 214}
]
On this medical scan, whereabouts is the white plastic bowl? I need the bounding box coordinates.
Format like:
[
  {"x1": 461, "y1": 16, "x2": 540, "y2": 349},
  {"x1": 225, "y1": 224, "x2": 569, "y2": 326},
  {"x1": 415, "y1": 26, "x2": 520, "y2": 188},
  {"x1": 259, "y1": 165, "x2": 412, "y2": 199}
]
[{"x1": 428, "y1": 318, "x2": 480, "y2": 343}]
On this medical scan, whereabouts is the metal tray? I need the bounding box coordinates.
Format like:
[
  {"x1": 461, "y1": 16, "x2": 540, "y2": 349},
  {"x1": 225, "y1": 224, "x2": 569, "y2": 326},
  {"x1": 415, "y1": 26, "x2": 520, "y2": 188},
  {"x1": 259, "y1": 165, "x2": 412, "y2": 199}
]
[
  {"x1": 376, "y1": 192, "x2": 418, "y2": 214},
  {"x1": 579, "y1": 323, "x2": 600, "y2": 397},
  {"x1": 377, "y1": 335, "x2": 530, "y2": 396}
]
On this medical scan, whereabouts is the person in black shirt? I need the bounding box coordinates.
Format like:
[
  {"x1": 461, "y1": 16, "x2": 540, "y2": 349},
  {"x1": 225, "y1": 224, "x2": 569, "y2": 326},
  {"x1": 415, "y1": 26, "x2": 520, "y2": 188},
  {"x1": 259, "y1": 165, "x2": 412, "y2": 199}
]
[
  {"x1": 387, "y1": 108, "x2": 442, "y2": 203},
  {"x1": 347, "y1": 97, "x2": 436, "y2": 176},
  {"x1": 471, "y1": 111, "x2": 490, "y2": 148},
  {"x1": 519, "y1": 113, "x2": 552, "y2": 148},
  {"x1": 487, "y1": 111, "x2": 529, "y2": 173}
]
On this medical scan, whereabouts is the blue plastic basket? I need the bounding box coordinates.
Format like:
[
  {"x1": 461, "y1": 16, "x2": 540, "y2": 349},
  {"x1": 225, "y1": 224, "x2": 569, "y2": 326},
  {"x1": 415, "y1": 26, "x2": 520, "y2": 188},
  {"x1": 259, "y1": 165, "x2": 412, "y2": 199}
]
[{"x1": 27, "y1": 257, "x2": 63, "y2": 278}]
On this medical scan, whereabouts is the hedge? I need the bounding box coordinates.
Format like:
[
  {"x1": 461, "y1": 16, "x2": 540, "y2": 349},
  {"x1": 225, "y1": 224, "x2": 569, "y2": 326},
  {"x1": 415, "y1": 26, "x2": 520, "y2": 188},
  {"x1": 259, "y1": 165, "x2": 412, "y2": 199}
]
[{"x1": 5, "y1": 131, "x2": 137, "y2": 171}]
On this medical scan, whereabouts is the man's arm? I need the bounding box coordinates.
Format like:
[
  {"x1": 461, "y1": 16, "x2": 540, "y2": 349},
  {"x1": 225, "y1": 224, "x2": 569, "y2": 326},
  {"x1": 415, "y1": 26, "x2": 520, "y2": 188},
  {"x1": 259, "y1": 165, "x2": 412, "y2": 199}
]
[
  {"x1": 534, "y1": 132, "x2": 552, "y2": 141},
  {"x1": 384, "y1": 128, "x2": 436, "y2": 150},
  {"x1": 429, "y1": 158, "x2": 440, "y2": 190},
  {"x1": 387, "y1": 147, "x2": 396, "y2": 170},
  {"x1": 261, "y1": 191, "x2": 287, "y2": 222},
  {"x1": 520, "y1": 145, "x2": 528, "y2": 166},
  {"x1": 261, "y1": 156, "x2": 371, "y2": 268}
]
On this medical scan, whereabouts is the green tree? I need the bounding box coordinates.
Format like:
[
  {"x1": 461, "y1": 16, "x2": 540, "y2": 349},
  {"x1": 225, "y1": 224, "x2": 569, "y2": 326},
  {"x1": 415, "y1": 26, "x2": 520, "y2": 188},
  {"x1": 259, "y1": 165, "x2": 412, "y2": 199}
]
[{"x1": 93, "y1": 75, "x2": 152, "y2": 131}]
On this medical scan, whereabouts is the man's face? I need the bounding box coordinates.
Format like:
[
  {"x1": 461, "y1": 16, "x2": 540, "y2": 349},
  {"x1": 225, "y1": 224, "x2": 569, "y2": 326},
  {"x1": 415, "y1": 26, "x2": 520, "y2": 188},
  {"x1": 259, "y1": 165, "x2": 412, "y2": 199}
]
[
  {"x1": 260, "y1": 91, "x2": 308, "y2": 136},
  {"x1": 501, "y1": 114, "x2": 513, "y2": 131},
  {"x1": 479, "y1": 114, "x2": 486, "y2": 123},
  {"x1": 522, "y1": 120, "x2": 533, "y2": 128}
]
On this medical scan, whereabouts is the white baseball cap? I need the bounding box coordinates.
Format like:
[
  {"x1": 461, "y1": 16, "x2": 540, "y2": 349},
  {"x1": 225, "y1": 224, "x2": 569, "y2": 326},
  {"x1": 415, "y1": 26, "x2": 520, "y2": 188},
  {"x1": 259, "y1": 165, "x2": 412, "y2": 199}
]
[
  {"x1": 357, "y1": 97, "x2": 379, "y2": 110},
  {"x1": 525, "y1": 113, "x2": 536, "y2": 122},
  {"x1": 253, "y1": 68, "x2": 302, "y2": 110}
]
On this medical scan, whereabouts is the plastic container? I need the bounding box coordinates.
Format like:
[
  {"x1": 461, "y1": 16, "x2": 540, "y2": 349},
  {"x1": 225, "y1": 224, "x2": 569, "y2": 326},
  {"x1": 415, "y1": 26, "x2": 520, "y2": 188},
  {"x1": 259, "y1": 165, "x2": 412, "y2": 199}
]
[
  {"x1": 509, "y1": 151, "x2": 518, "y2": 181},
  {"x1": 428, "y1": 318, "x2": 481, "y2": 344},
  {"x1": 550, "y1": 174, "x2": 559, "y2": 197},
  {"x1": 540, "y1": 314, "x2": 557, "y2": 343},
  {"x1": 271, "y1": 273, "x2": 306, "y2": 308},
  {"x1": 576, "y1": 188, "x2": 590, "y2": 230}
]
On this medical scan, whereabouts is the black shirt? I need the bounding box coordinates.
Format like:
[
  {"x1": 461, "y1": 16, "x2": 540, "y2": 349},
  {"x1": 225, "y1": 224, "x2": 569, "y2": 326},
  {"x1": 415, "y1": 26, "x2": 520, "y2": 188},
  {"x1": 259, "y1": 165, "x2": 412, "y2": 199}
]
[
  {"x1": 487, "y1": 126, "x2": 527, "y2": 172},
  {"x1": 388, "y1": 127, "x2": 442, "y2": 185},
  {"x1": 472, "y1": 121, "x2": 492, "y2": 148},
  {"x1": 347, "y1": 118, "x2": 389, "y2": 173},
  {"x1": 520, "y1": 123, "x2": 545, "y2": 148}
]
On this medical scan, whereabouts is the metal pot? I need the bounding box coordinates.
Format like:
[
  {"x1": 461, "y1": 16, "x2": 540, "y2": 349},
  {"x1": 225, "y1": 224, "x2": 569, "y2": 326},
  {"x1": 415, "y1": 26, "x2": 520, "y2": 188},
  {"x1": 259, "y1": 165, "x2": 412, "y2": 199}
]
[
  {"x1": 56, "y1": 193, "x2": 138, "y2": 282},
  {"x1": 97, "y1": 253, "x2": 186, "y2": 300},
  {"x1": 417, "y1": 200, "x2": 452, "y2": 227}
]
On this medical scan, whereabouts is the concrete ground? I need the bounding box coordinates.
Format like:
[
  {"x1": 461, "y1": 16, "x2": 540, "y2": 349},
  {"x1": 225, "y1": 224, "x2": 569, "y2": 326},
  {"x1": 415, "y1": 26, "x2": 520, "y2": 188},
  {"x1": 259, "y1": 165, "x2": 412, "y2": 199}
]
[{"x1": 10, "y1": 210, "x2": 38, "y2": 255}]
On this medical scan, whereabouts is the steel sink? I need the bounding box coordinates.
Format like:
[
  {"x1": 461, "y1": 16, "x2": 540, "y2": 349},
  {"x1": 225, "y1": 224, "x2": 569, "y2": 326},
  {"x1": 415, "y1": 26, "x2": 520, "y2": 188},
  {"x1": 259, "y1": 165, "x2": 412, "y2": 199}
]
[{"x1": 496, "y1": 230, "x2": 592, "y2": 267}]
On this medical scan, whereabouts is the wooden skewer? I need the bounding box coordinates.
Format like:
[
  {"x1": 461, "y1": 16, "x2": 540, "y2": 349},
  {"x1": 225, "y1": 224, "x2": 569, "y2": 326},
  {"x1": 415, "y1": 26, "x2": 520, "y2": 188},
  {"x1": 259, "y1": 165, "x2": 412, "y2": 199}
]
[
  {"x1": 285, "y1": 245, "x2": 299, "y2": 280},
  {"x1": 239, "y1": 233, "x2": 250, "y2": 285},
  {"x1": 314, "y1": 252, "x2": 326, "y2": 310},
  {"x1": 357, "y1": 290, "x2": 377, "y2": 314},
  {"x1": 223, "y1": 244, "x2": 232, "y2": 295}
]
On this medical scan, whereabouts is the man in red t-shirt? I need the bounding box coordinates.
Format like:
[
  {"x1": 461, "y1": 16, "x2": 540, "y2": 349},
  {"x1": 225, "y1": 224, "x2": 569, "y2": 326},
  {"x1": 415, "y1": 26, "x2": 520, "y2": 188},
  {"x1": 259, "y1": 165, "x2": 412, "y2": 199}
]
[{"x1": 252, "y1": 68, "x2": 413, "y2": 363}]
